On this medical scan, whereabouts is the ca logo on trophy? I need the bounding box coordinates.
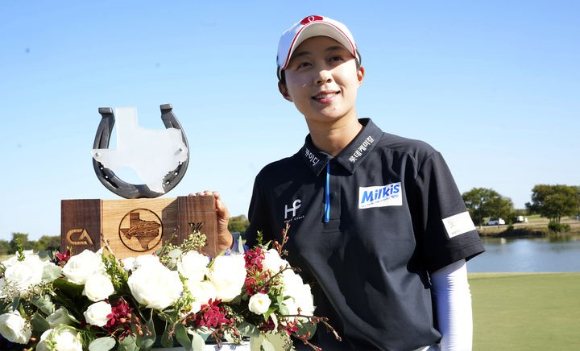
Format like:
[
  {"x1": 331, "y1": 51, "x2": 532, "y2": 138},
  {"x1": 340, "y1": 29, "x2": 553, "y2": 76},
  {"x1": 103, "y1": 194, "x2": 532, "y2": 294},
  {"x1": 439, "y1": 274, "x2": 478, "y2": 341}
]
[{"x1": 61, "y1": 104, "x2": 219, "y2": 259}]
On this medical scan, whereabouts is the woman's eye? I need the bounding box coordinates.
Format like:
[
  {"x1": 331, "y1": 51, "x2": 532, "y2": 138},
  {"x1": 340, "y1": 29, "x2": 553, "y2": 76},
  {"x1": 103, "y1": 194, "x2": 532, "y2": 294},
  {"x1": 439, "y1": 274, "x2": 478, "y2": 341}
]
[
  {"x1": 330, "y1": 56, "x2": 344, "y2": 63},
  {"x1": 297, "y1": 62, "x2": 311, "y2": 69}
]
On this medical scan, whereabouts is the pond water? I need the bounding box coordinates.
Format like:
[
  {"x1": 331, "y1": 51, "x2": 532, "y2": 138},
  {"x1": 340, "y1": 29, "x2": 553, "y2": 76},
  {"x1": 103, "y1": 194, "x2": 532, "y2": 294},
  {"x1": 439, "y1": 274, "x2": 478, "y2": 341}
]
[{"x1": 467, "y1": 236, "x2": 580, "y2": 273}]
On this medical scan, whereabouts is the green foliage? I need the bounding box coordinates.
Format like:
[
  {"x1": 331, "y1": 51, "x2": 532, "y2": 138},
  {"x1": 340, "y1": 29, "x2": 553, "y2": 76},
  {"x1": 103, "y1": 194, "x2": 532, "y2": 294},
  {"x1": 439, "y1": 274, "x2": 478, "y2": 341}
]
[
  {"x1": 547, "y1": 221, "x2": 571, "y2": 233},
  {"x1": 3, "y1": 233, "x2": 60, "y2": 254},
  {"x1": 35, "y1": 235, "x2": 61, "y2": 252},
  {"x1": 462, "y1": 188, "x2": 514, "y2": 225},
  {"x1": 0, "y1": 240, "x2": 10, "y2": 255},
  {"x1": 526, "y1": 184, "x2": 579, "y2": 223},
  {"x1": 10, "y1": 232, "x2": 34, "y2": 253},
  {"x1": 228, "y1": 214, "x2": 249, "y2": 237}
]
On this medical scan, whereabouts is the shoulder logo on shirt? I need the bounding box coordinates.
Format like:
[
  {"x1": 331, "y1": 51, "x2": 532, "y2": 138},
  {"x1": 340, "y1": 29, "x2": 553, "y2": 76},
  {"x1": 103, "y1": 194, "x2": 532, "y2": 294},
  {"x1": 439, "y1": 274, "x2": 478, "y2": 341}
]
[
  {"x1": 442, "y1": 211, "x2": 476, "y2": 238},
  {"x1": 358, "y1": 182, "x2": 402, "y2": 209}
]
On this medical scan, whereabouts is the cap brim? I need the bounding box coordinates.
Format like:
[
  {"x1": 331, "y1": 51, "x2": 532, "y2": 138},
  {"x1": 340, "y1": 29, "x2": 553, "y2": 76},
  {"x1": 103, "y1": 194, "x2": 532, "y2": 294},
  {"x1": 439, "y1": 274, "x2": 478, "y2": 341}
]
[{"x1": 281, "y1": 22, "x2": 356, "y2": 70}]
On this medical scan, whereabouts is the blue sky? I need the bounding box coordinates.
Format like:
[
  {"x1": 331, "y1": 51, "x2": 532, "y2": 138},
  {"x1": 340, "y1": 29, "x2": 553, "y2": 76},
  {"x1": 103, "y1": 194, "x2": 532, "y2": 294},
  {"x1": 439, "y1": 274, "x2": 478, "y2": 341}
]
[{"x1": 1, "y1": 0, "x2": 579, "y2": 240}]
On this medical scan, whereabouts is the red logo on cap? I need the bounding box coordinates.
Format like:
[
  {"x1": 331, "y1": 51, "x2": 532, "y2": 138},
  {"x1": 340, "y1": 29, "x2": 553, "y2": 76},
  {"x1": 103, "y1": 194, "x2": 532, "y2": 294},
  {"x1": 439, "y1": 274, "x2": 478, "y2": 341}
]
[{"x1": 300, "y1": 15, "x2": 324, "y2": 25}]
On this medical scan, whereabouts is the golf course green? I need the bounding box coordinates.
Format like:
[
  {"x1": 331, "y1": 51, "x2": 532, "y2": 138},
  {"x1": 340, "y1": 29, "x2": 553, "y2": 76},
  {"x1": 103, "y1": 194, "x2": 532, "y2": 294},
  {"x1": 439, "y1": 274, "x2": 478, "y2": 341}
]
[{"x1": 470, "y1": 273, "x2": 580, "y2": 350}]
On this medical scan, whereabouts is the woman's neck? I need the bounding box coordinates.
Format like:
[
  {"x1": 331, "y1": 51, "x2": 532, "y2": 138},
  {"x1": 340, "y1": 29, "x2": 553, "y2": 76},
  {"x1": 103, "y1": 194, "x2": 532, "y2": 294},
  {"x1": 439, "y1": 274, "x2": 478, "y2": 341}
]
[{"x1": 306, "y1": 117, "x2": 363, "y2": 157}]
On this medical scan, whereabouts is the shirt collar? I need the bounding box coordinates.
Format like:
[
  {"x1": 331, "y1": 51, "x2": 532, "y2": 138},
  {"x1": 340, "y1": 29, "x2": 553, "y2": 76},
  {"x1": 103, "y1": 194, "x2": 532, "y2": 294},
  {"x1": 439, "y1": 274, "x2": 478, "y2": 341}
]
[{"x1": 299, "y1": 118, "x2": 383, "y2": 175}]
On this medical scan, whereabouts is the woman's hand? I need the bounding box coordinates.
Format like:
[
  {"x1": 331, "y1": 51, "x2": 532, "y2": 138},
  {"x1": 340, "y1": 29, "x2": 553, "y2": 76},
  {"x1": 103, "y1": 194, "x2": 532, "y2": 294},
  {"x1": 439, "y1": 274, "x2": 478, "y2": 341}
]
[{"x1": 189, "y1": 190, "x2": 233, "y2": 252}]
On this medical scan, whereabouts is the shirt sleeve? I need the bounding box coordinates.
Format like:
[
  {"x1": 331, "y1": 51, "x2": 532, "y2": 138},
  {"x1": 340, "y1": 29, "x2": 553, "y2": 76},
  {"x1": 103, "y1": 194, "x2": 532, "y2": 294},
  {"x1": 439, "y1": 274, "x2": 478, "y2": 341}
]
[
  {"x1": 244, "y1": 176, "x2": 274, "y2": 249},
  {"x1": 413, "y1": 151, "x2": 485, "y2": 272}
]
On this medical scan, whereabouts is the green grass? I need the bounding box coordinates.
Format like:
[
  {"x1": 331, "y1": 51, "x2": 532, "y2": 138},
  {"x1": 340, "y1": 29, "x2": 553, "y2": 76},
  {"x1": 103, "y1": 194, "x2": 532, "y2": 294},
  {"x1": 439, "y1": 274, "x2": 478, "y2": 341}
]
[{"x1": 470, "y1": 273, "x2": 580, "y2": 350}]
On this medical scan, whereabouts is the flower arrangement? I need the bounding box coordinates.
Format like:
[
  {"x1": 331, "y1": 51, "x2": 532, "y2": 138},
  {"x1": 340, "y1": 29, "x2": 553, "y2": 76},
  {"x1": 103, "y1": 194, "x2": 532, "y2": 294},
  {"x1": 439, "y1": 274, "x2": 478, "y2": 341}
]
[{"x1": 0, "y1": 227, "x2": 338, "y2": 350}]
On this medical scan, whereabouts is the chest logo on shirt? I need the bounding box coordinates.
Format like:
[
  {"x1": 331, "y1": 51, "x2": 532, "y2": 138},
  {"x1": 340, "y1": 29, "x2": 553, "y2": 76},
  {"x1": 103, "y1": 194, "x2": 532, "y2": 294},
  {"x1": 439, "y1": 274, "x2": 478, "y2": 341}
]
[
  {"x1": 284, "y1": 199, "x2": 302, "y2": 220},
  {"x1": 358, "y1": 182, "x2": 402, "y2": 209}
]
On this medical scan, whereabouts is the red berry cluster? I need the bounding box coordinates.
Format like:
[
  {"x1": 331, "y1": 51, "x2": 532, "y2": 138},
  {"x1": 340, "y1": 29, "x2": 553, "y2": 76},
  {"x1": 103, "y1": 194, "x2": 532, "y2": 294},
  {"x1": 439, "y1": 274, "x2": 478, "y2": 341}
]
[
  {"x1": 105, "y1": 299, "x2": 134, "y2": 341},
  {"x1": 193, "y1": 299, "x2": 232, "y2": 329}
]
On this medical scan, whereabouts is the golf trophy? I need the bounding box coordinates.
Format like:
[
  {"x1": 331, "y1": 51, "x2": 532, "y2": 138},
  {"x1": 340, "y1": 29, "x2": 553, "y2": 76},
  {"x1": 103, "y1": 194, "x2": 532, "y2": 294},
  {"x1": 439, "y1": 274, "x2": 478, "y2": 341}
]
[{"x1": 61, "y1": 104, "x2": 219, "y2": 259}]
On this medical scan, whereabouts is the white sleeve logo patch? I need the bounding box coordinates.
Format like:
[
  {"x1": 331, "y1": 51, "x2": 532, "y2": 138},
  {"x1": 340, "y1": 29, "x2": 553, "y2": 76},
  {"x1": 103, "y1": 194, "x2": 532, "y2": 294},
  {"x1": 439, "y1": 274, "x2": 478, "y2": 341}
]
[
  {"x1": 359, "y1": 183, "x2": 402, "y2": 209},
  {"x1": 442, "y1": 211, "x2": 476, "y2": 238}
]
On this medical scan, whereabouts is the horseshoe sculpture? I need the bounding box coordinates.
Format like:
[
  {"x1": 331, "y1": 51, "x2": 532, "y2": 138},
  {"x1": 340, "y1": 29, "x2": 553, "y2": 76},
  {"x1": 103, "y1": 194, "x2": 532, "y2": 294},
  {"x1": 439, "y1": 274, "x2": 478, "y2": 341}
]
[{"x1": 92, "y1": 104, "x2": 189, "y2": 199}]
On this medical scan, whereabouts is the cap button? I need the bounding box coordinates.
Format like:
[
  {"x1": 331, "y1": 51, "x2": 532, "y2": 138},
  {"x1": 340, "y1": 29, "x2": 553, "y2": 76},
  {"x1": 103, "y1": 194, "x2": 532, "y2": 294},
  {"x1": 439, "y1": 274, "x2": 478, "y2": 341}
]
[{"x1": 300, "y1": 15, "x2": 324, "y2": 25}]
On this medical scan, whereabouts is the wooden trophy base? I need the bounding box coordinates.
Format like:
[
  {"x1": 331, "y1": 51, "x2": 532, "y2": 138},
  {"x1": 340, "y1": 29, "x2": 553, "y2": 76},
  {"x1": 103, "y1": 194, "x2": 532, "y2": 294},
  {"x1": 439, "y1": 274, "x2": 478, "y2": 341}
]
[{"x1": 61, "y1": 195, "x2": 218, "y2": 259}]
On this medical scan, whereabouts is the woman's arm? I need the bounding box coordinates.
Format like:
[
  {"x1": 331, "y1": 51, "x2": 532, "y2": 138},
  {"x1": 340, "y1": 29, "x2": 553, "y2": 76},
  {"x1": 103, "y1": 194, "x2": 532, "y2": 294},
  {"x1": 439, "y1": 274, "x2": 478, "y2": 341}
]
[{"x1": 430, "y1": 259, "x2": 473, "y2": 351}]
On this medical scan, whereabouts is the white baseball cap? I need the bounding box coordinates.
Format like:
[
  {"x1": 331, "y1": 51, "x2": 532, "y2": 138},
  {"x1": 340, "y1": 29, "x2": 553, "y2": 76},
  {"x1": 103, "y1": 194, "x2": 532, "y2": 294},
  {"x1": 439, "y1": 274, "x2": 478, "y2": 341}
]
[{"x1": 277, "y1": 15, "x2": 360, "y2": 71}]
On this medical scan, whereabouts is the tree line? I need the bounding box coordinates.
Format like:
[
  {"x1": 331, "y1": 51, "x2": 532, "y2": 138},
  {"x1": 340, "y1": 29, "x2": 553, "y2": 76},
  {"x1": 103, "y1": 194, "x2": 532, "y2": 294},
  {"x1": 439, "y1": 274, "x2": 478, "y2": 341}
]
[
  {"x1": 0, "y1": 233, "x2": 60, "y2": 255},
  {"x1": 0, "y1": 217, "x2": 252, "y2": 256},
  {"x1": 3, "y1": 185, "x2": 578, "y2": 253},
  {"x1": 462, "y1": 184, "x2": 580, "y2": 231}
]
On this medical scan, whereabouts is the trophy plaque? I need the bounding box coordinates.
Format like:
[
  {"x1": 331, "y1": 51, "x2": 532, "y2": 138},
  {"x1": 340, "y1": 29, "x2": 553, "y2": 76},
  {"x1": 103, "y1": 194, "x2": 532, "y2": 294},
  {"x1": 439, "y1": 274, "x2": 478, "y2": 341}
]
[{"x1": 61, "y1": 104, "x2": 219, "y2": 259}]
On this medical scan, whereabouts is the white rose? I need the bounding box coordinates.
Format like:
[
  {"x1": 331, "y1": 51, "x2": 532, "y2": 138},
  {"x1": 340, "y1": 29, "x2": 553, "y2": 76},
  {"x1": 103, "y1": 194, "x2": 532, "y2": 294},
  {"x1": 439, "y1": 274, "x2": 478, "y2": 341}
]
[
  {"x1": 262, "y1": 249, "x2": 289, "y2": 273},
  {"x1": 128, "y1": 262, "x2": 182, "y2": 309},
  {"x1": 84, "y1": 301, "x2": 112, "y2": 327},
  {"x1": 133, "y1": 254, "x2": 161, "y2": 269},
  {"x1": 249, "y1": 293, "x2": 272, "y2": 315},
  {"x1": 177, "y1": 251, "x2": 210, "y2": 282},
  {"x1": 62, "y1": 249, "x2": 105, "y2": 285},
  {"x1": 36, "y1": 327, "x2": 83, "y2": 351},
  {"x1": 281, "y1": 271, "x2": 315, "y2": 316},
  {"x1": 0, "y1": 311, "x2": 31, "y2": 344},
  {"x1": 186, "y1": 280, "x2": 217, "y2": 314},
  {"x1": 120, "y1": 257, "x2": 135, "y2": 272},
  {"x1": 207, "y1": 254, "x2": 246, "y2": 302},
  {"x1": 3, "y1": 254, "x2": 59, "y2": 296},
  {"x1": 83, "y1": 273, "x2": 115, "y2": 301},
  {"x1": 46, "y1": 307, "x2": 75, "y2": 328}
]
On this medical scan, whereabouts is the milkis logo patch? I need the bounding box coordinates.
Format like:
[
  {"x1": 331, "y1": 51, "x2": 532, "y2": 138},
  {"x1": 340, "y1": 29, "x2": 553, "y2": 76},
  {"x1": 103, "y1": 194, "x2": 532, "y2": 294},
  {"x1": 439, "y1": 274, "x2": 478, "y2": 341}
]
[{"x1": 359, "y1": 182, "x2": 402, "y2": 209}]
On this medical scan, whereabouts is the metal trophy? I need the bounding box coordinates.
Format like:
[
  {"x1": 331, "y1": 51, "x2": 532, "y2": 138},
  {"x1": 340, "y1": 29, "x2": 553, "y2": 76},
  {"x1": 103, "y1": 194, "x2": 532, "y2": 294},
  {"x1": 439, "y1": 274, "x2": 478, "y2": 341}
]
[{"x1": 61, "y1": 104, "x2": 219, "y2": 259}]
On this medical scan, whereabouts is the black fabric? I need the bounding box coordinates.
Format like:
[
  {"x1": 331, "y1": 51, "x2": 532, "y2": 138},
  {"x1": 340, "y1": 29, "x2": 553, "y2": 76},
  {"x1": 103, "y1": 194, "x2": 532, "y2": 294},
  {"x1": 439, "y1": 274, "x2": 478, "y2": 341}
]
[{"x1": 245, "y1": 118, "x2": 484, "y2": 351}]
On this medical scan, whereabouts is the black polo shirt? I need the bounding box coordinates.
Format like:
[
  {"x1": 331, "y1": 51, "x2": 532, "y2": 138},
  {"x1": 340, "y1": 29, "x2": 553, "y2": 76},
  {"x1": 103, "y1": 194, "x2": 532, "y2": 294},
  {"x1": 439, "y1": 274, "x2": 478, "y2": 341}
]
[{"x1": 245, "y1": 118, "x2": 484, "y2": 351}]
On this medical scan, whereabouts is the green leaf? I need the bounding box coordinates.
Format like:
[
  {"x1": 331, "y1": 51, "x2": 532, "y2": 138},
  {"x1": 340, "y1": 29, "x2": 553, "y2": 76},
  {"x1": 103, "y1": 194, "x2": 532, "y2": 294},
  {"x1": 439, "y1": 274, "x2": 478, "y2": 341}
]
[
  {"x1": 42, "y1": 264, "x2": 62, "y2": 282},
  {"x1": 31, "y1": 312, "x2": 51, "y2": 333},
  {"x1": 175, "y1": 323, "x2": 192, "y2": 349},
  {"x1": 260, "y1": 338, "x2": 275, "y2": 351},
  {"x1": 265, "y1": 333, "x2": 289, "y2": 351},
  {"x1": 238, "y1": 321, "x2": 260, "y2": 338},
  {"x1": 12, "y1": 296, "x2": 21, "y2": 312},
  {"x1": 31, "y1": 294, "x2": 55, "y2": 315},
  {"x1": 136, "y1": 314, "x2": 156, "y2": 350},
  {"x1": 53, "y1": 278, "x2": 84, "y2": 298},
  {"x1": 296, "y1": 320, "x2": 317, "y2": 340},
  {"x1": 277, "y1": 303, "x2": 289, "y2": 316},
  {"x1": 88, "y1": 336, "x2": 116, "y2": 351},
  {"x1": 160, "y1": 323, "x2": 174, "y2": 349},
  {"x1": 118, "y1": 335, "x2": 138, "y2": 351},
  {"x1": 60, "y1": 306, "x2": 81, "y2": 324},
  {"x1": 196, "y1": 326, "x2": 211, "y2": 341},
  {"x1": 191, "y1": 331, "x2": 205, "y2": 351}
]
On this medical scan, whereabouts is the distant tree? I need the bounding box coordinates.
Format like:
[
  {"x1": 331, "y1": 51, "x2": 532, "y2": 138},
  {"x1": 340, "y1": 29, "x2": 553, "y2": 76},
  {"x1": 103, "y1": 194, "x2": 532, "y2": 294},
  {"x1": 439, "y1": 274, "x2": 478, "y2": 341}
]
[
  {"x1": 0, "y1": 240, "x2": 10, "y2": 255},
  {"x1": 462, "y1": 188, "x2": 514, "y2": 226},
  {"x1": 228, "y1": 215, "x2": 249, "y2": 237},
  {"x1": 10, "y1": 232, "x2": 35, "y2": 253},
  {"x1": 487, "y1": 196, "x2": 514, "y2": 222},
  {"x1": 34, "y1": 235, "x2": 61, "y2": 252},
  {"x1": 526, "y1": 184, "x2": 578, "y2": 223}
]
